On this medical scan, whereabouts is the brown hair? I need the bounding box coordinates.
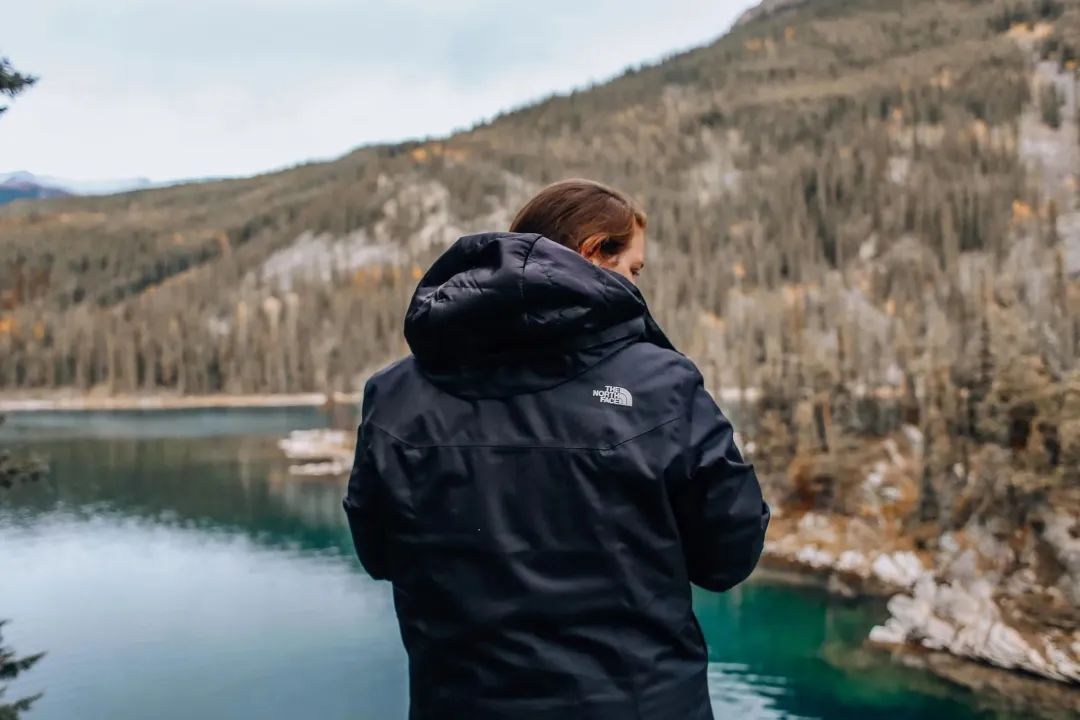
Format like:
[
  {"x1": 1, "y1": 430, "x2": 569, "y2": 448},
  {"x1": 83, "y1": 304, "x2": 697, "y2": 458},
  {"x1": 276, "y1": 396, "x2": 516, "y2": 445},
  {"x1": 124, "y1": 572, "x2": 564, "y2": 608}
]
[{"x1": 509, "y1": 179, "x2": 647, "y2": 259}]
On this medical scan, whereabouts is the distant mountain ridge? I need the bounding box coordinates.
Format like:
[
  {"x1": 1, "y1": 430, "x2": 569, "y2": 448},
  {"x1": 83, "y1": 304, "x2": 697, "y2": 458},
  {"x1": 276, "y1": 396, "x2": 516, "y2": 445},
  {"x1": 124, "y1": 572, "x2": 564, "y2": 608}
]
[
  {"x1": 0, "y1": 171, "x2": 157, "y2": 206},
  {"x1": 0, "y1": 173, "x2": 72, "y2": 205}
]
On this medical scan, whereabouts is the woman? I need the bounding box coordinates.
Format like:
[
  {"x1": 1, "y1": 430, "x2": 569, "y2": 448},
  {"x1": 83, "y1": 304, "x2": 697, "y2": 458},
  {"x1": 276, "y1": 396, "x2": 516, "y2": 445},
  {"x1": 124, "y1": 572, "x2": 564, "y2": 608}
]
[{"x1": 344, "y1": 179, "x2": 770, "y2": 720}]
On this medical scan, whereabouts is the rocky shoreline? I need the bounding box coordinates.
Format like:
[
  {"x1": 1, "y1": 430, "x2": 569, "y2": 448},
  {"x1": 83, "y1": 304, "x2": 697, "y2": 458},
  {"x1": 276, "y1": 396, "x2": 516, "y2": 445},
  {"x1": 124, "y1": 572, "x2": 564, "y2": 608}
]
[
  {"x1": 758, "y1": 424, "x2": 1080, "y2": 713},
  {"x1": 760, "y1": 547, "x2": 1080, "y2": 716},
  {"x1": 765, "y1": 510, "x2": 1080, "y2": 687}
]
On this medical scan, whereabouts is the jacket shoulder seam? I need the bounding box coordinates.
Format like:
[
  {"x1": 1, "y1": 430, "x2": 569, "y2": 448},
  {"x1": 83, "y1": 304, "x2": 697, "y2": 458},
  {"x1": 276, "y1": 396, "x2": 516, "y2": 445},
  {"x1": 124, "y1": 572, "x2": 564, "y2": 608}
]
[
  {"x1": 606, "y1": 415, "x2": 681, "y2": 449},
  {"x1": 365, "y1": 414, "x2": 680, "y2": 452}
]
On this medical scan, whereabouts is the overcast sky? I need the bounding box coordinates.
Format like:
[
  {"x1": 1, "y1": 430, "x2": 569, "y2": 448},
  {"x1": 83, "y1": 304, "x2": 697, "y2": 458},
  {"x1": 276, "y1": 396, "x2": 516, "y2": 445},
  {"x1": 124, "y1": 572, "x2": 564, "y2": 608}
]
[{"x1": 1, "y1": 1, "x2": 754, "y2": 183}]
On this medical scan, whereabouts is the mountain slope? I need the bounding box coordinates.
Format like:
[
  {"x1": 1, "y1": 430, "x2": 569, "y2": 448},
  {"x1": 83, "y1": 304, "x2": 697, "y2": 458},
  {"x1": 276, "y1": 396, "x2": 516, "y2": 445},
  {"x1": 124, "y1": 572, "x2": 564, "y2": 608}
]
[{"x1": 2, "y1": 0, "x2": 1074, "y2": 396}]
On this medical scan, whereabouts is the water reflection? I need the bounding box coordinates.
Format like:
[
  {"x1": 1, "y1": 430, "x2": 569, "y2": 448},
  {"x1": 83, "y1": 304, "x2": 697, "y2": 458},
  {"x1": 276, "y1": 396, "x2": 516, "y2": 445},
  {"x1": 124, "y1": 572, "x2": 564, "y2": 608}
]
[
  {"x1": 709, "y1": 663, "x2": 803, "y2": 720},
  {"x1": 1, "y1": 433, "x2": 352, "y2": 555},
  {"x1": 1, "y1": 409, "x2": 995, "y2": 720},
  {"x1": 2, "y1": 514, "x2": 406, "y2": 720}
]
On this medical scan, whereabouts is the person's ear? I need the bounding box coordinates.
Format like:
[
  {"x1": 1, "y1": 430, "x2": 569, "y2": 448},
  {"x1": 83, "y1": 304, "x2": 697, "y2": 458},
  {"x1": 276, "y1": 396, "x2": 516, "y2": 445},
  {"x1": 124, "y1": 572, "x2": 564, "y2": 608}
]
[{"x1": 578, "y1": 233, "x2": 607, "y2": 262}]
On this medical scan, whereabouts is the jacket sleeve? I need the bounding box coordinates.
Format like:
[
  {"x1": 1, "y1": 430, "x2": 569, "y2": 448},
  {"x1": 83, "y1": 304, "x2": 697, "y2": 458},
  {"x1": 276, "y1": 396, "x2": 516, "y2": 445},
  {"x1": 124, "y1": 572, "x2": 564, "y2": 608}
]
[
  {"x1": 342, "y1": 382, "x2": 390, "y2": 581},
  {"x1": 670, "y1": 372, "x2": 770, "y2": 592}
]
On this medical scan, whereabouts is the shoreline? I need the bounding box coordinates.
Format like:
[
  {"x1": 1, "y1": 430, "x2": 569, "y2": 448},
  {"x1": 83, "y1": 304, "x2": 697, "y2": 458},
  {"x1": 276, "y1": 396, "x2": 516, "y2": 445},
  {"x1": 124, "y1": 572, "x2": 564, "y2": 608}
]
[
  {"x1": 0, "y1": 383, "x2": 905, "y2": 414},
  {"x1": 0, "y1": 392, "x2": 363, "y2": 413},
  {"x1": 755, "y1": 556, "x2": 1080, "y2": 718}
]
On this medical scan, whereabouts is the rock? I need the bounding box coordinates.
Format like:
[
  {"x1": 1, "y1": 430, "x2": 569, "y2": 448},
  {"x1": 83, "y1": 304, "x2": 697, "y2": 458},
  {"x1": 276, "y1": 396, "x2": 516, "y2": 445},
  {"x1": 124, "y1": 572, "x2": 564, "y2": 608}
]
[
  {"x1": 872, "y1": 575, "x2": 1080, "y2": 685},
  {"x1": 279, "y1": 429, "x2": 354, "y2": 476},
  {"x1": 871, "y1": 590, "x2": 954, "y2": 650},
  {"x1": 901, "y1": 424, "x2": 924, "y2": 455},
  {"x1": 869, "y1": 620, "x2": 906, "y2": 645},
  {"x1": 288, "y1": 460, "x2": 350, "y2": 476},
  {"x1": 836, "y1": 550, "x2": 868, "y2": 576},
  {"x1": 950, "y1": 617, "x2": 996, "y2": 658},
  {"x1": 797, "y1": 511, "x2": 829, "y2": 532},
  {"x1": 943, "y1": 548, "x2": 984, "y2": 586},
  {"x1": 884, "y1": 592, "x2": 929, "y2": 629},
  {"x1": 864, "y1": 465, "x2": 885, "y2": 488},
  {"x1": 278, "y1": 429, "x2": 352, "y2": 461},
  {"x1": 939, "y1": 531, "x2": 960, "y2": 555},
  {"x1": 843, "y1": 518, "x2": 881, "y2": 549},
  {"x1": 1042, "y1": 512, "x2": 1080, "y2": 605},
  {"x1": 1045, "y1": 640, "x2": 1080, "y2": 683},
  {"x1": 795, "y1": 545, "x2": 835, "y2": 569},
  {"x1": 919, "y1": 615, "x2": 958, "y2": 651},
  {"x1": 882, "y1": 438, "x2": 905, "y2": 468},
  {"x1": 872, "y1": 551, "x2": 925, "y2": 589},
  {"x1": 984, "y1": 622, "x2": 1038, "y2": 671},
  {"x1": 1003, "y1": 567, "x2": 1038, "y2": 595},
  {"x1": 967, "y1": 524, "x2": 1015, "y2": 574},
  {"x1": 796, "y1": 511, "x2": 838, "y2": 544}
]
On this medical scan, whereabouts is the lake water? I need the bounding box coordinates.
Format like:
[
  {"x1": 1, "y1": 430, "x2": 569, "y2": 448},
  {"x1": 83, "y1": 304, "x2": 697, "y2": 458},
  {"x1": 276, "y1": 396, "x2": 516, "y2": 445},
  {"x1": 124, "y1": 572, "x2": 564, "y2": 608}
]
[{"x1": 0, "y1": 409, "x2": 1013, "y2": 719}]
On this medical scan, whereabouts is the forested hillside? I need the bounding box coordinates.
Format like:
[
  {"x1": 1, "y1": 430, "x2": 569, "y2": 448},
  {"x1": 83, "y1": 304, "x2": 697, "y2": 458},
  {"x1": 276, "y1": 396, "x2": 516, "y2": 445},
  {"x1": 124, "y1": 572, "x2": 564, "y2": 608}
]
[
  {"x1": 0, "y1": 0, "x2": 1074, "y2": 400},
  {"x1": 2, "y1": 0, "x2": 1079, "y2": 448}
]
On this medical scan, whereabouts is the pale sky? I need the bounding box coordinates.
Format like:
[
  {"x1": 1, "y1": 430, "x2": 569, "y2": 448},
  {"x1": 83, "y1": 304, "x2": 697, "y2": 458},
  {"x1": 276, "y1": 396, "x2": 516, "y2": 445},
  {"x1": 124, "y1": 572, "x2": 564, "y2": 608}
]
[{"x1": 0, "y1": 1, "x2": 754, "y2": 183}]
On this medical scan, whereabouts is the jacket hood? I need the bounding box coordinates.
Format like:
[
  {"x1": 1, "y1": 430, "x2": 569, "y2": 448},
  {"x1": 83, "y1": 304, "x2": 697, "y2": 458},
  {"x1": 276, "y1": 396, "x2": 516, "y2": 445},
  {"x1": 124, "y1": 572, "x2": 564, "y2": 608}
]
[{"x1": 404, "y1": 232, "x2": 674, "y2": 397}]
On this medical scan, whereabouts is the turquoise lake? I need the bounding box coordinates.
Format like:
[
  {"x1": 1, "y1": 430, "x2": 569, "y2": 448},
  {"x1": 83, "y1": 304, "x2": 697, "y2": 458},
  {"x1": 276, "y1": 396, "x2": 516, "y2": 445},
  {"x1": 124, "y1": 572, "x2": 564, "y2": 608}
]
[{"x1": 0, "y1": 409, "x2": 1024, "y2": 719}]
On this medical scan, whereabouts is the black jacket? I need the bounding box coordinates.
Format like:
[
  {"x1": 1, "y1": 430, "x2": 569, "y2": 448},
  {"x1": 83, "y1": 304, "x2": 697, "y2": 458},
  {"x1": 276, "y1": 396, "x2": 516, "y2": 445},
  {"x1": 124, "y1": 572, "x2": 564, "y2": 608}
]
[{"x1": 344, "y1": 232, "x2": 769, "y2": 720}]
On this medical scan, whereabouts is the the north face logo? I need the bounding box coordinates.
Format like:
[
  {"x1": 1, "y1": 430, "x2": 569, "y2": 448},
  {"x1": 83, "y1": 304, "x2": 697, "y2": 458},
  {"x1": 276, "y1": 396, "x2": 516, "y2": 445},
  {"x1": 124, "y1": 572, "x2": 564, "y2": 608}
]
[{"x1": 593, "y1": 385, "x2": 633, "y2": 407}]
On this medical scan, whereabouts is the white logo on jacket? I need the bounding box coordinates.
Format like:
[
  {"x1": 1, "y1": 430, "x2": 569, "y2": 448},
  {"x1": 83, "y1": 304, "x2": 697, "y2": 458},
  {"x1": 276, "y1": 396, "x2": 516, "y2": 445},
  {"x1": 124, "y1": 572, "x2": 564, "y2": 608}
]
[{"x1": 593, "y1": 385, "x2": 633, "y2": 407}]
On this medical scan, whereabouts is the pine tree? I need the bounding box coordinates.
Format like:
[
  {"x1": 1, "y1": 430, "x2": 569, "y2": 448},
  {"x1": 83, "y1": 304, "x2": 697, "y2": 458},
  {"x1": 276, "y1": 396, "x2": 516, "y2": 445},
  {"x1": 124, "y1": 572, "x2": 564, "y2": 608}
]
[
  {"x1": 0, "y1": 57, "x2": 35, "y2": 115},
  {"x1": 0, "y1": 620, "x2": 44, "y2": 719}
]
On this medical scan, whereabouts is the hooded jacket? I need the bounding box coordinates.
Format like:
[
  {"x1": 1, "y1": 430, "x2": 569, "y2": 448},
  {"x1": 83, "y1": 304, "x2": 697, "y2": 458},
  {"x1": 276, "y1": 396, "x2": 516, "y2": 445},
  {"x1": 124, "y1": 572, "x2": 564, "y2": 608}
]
[{"x1": 344, "y1": 232, "x2": 770, "y2": 720}]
